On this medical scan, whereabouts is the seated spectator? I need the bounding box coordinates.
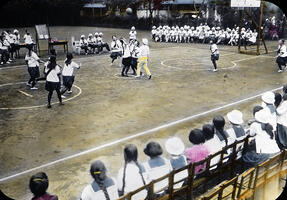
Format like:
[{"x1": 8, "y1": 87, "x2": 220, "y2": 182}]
[
  {"x1": 242, "y1": 106, "x2": 269, "y2": 169},
  {"x1": 226, "y1": 110, "x2": 246, "y2": 140},
  {"x1": 117, "y1": 144, "x2": 147, "y2": 200},
  {"x1": 79, "y1": 35, "x2": 88, "y2": 55},
  {"x1": 276, "y1": 93, "x2": 287, "y2": 149},
  {"x1": 185, "y1": 129, "x2": 210, "y2": 175},
  {"x1": 143, "y1": 141, "x2": 172, "y2": 196},
  {"x1": 213, "y1": 115, "x2": 233, "y2": 148},
  {"x1": 202, "y1": 124, "x2": 222, "y2": 169},
  {"x1": 261, "y1": 92, "x2": 277, "y2": 131},
  {"x1": 0, "y1": 35, "x2": 11, "y2": 64},
  {"x1": 165, "y1": 137, "x2": 188, "y2": 188},
  {"x1": 97, "y1": 32, "x2": 110, "y2": 53},
  {"x1": 251, "y1": 109, "x2": 280, "y2": 155},
  {"x1": 283, "y1": 84, "x2": 287, "y2": 95},
  {"x1": 81, "y1": 160, "x2": 119, "y2": 200},
  {"x1": 29, "y1": 172, "x2": 58, "y2": 200}
]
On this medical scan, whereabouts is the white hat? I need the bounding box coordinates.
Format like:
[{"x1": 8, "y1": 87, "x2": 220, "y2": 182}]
[
  {"x1": 165, "y1": 137, "x2": 185, "y2": 156},
  {"x1": 80, "y1": 35, "x2": 85, "y2": 38},
  {"x1": 261, "y1": 91, "x2": 275, "y2": 104},
  {"x1": 99, "y1": 32, "x2": 103, "y2": 36},
  {"x1": 227, "y1": 110, "x2": 243, "y2": 125},
  {"x1": 88, "y1": 33, "x2": 93, "y2": 37},
  {"x1": 142, "y1": 38, "x2": 148, "y2": 45},
  {"x1": 131, "y1": 26, "x2": 135, "y2": 30},
  {"x1": 13, "y1": 29, "x2": 19, "y2": 33},
  {"x1": 255, "y1": 109, "x2": 269, "y2": 124},
  {"x1": 94, "y1": 32, "x2": 99, "y2": 35}
]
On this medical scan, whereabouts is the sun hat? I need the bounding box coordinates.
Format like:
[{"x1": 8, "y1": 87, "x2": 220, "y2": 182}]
[
  {"x1": 227, "y1": 110, "x2": 243, "y2": 125},
  {"x1": 261, "y1": 91, "x2": 275, "y2": 105},
  {"x1": 165, "y1": 137, "x2": 185, "y2": 156},
  {"x1": 255, "y1": 109, "x2": 269, "y2": 124}
]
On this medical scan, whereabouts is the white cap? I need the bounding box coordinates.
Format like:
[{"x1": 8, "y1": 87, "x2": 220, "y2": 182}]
[
  {"x1": 131, "y1": 26, "x2": 135, "y2": 30},
  {"x1": 165, "y1": 137, "x2": 185, "y2": 156},
  {"x1": 80, "y1": 35, "x2": 85, "y2": 38},
  {"x1": 88, "y1": 33, "x2": 93, "y2": 37},
  {"x1": 99, "y1": 32, "x2": 103, "y2": 36},
  {"x1": 261, "y1": 91, "x2": 275, "y2": 105},
  {"x1": 227, "y1": 110, "x2": 243, "y2": 125},
  {"x1": 142, "y1": 38, "x2": 148, "y2": 45},
  {"x1": 13, "y1": 29, "x2": 19, "y2": 33},
  {"x1": 255, "y1": 109, "x2": 270, "y2": 124}
]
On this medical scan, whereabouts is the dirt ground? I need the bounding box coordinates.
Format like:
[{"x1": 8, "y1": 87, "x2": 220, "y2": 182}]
[{"x1": 0, "y1": 26, "x2": 286, "y2": 200}]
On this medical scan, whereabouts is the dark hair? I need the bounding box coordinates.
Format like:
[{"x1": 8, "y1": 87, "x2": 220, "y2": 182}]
[
  {"x1": 283, "y1": 94, "x2": 287, "y2": 101},
  {"x1": 253, "y1": 106, "x2": 263, "y2": 116},
  {"x1": 213, "y1": 115, "x2": 228, "y2": 145},
  {"x1": 144, "y1": 141, "x2": 163, "y2": 158},
  {"x1": 262, "y1": 123, "x2": 274, "y2": 139},
  {"x1": 65, "y1": 53, "x2": 73, "y2": 65},
  {"x1": 274, "y1": 93, "x2": 282, "y2": 108},
  {"x1": 202, "y1": 124, "x2": 215, "y2": 141},
  {"x1": 90, "y1": 160, "x2": 110, "y2": 200},
  {"x1": 29, "y1": 172, "x2": 49, "y2": 197},
  {"x1": 50, "y1": 49, "x2": 57, "y2": 56},
  {"x1": 189, "y1": 129, "x2": 205, "y2": 145},
  {"x1": 122, "y1": 144, "x2": 145, "y2": 195},
  {"x1": 47, "y1": 56, "x2": 57, "y2": 70}
]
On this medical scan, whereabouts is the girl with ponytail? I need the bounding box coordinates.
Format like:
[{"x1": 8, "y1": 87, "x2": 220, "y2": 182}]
[
  {"x1": 81, "y1": 160, "x2": 118, "y2": 200},
  {"x1": 117, "y1": 144, "x2": 148, "y2": 200}
]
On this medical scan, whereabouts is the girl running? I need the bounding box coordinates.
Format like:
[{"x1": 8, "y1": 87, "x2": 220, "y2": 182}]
[
  {"x1": 61, "y1": 53, "x2": 81, "y2": 98},
  {"x1": 44, "y1": 56, "x2": 63, "y2": 109},
  {"x1": 110, "y1": 36, "x2": 123, "y2": 66}
]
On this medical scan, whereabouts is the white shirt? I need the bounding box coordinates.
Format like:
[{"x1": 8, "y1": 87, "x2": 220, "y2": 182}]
[
  {"x1": 210, "y1": 44, "x2": 219, "y2": 55},
  {"x1": 143, "y1": 157, "x2": 172, "y2": 193},
  {"x1": 45, "y1": 64, "x2": 61, "y2": 82},
  {"x1": 111, "y1": 40, "x2": 122, "y2": 52},
  {"x1": 277, "y1": 100, "x2": 287, "y2": 127},
  {"x1": 204, "y1": 137, "x2": 222, "y2": 168},
  {"x1": 62, "y1": 61, "x2": 80, "y2": 76},
  {"x1": 117, "y1": 162, "x2": 148, "y2": 200},
  {"x1": 80, "y1": 39, "x2": 88, "y2": 46},
  {"x1": 129, "y1": 31, "x2": 137, "y2": 40},
  {"x1": 81, "y1": 178, "x2": 119, "y2": 200},
  {"x1": 24, "y1": 34, "x2": 33, "y2": 44},
  {"x1": 250, "y1": 122, "x2": 280, "y2": 154},
  {"x1": 262, "y1": 105, "x2": 277, "y2": 131},
  {"x1": 278, "y1": 44, "x2": 287, "y2": 57},
  {"x1": 25, "y1": 52, "x2": 39, "y2": 67},
  {"x1": 139, "y1": 45, "x2": 150, "y2": 58},
  {"x1": 122, "y1": 44, "x2": 131, "y2": 58}
]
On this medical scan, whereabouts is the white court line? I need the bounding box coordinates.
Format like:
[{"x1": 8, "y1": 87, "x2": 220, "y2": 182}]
[
  {"x1": 18, "y1": 90, "x2": 33, "y2": 98},
  {"x1": 0, "y1": 85, "x2": 283, "y2": 182}
]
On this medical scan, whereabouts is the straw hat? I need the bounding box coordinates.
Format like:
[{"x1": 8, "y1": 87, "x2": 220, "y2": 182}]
[
  {"x1": 227, "y1": 110, "x2": 243, "y2": 125},
  {"x1": 261, "y1": 91, "x2": 275, "y2": 104},
  {"x1": 165, "y1": 137, "x2": 185, "y2": 156}
]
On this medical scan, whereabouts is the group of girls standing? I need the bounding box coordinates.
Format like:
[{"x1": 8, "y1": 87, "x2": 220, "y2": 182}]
[{"x1": 24, "y1": 47, "x2": 80, "y2": 108}]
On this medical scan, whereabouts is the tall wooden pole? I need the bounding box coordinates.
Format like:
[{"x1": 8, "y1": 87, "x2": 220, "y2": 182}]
[
  {"x1": 238, "y1": 9, "x2": 243, "y2": 53},
  {"x1": 257, "y1": 1, "x2": 264, "y2": 55}
]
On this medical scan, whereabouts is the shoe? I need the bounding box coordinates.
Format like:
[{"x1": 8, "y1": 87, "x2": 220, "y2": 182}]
[
  {"x1": 0, "y1": 62, "x2": 3, "y2": 65},
  {"x1": 30, "y1": 87, "x2": 38, "y2": 90},
  {"x1": 61, "y1": 95, "x2": 66, "y2": 99},
  {"x1": 26, "y1": 82, "x2": 32, "y2": 87},
  {"x1": 67, "y1": 90, "x2": 72, "y2": 94},
  {"x1": 213, "y1": 69, "x2": 218, "y2": 72},
  {"x1": 47, "y1": 105, "x2": 52, "y2": 109},
  {"x1": 8, "y1": 59, "x2": 12, "y2": 62},
  {"x1": 148, "y1": 75, "x2": 152, "y2": 79},
  {"x1": 6, "y1": 61, "x2": 11, "y2": 64},
  {"x1": 135, "y1": 75, "x2": 141, "y2": 78},
  {"x1": 278, "y1": 70, "x2": 283, "y2": 73}
]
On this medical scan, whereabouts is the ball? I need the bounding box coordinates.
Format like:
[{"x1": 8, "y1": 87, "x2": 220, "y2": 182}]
[{"x1": 126, "y1": 8, "x2": 133, "y2": 15}]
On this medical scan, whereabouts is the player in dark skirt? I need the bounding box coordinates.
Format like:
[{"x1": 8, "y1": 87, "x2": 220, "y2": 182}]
[
  {"x1": 44, "y1": 56, "x2": 63, "y2": 109},
  {"x1": 25, "y1": 45, "x2": 43, "y2": 89},
  {"x1": 61, "y1": 53, "x2": 81, "y2": 98},
  {"x1": 127, "y1": 40, "x2": 140, "y2": 76},
  {"x1": 210, "y1": 40, "x2": 219, "y2": 72},
  {"x1": 121, "y1": 39, "x2": 131, "y2": 77}
]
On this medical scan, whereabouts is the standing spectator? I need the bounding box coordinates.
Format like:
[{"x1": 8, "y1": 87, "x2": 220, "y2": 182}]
[
  {"x1": 276, "y1": 39, "x2": 287, "y2": 73},
  {"x1": 276, "y1": 93, "x2": 287, "y2": 149},
  {"x1": 135, "y1": 38, "x2": 151, "y2": 79},
  {"x1": 29, "y1": 172, "x2": 58, "y2": 200},
  {"x1": 23, "y1": 30, "x2": 34, "y2": 50},
  {"x1": 117, "y1": 144, "x2": 147, "y2": 200},
  {"x1": 0, "y1": 35, "x2": 11, "y2": 64},
  {"x1": 81, "y1": 160, "x2": 119, "y2": 200},
  {"x1": 210, "y1": 40, "x2": 219, "y2": 72},
  {"x1": 185, "y1": 129, "x2": 210, "y2": 175}
]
